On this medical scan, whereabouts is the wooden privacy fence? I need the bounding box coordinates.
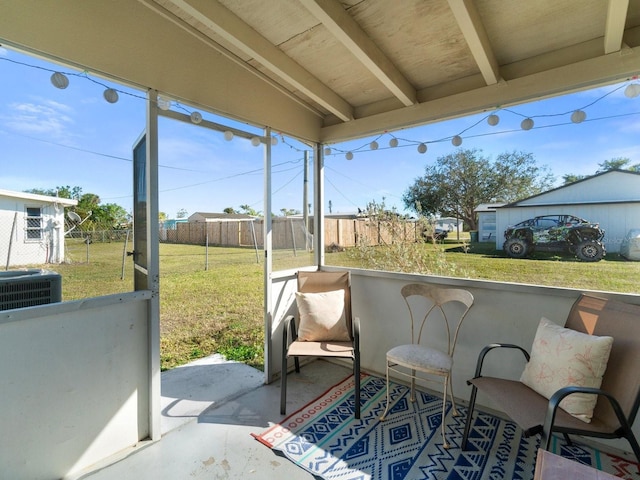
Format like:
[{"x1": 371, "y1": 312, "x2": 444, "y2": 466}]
[{"x1": 164, "y1": 218, "x2": 423, "y2": 249}]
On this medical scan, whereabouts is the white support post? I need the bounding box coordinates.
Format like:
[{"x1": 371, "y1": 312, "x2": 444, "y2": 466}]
[
  {"x1": 314, "y1": 144, "x2": 325, "y2": 268},
  {"x1": 263, "y1": 127, "x2": 273, "y2": 383}
]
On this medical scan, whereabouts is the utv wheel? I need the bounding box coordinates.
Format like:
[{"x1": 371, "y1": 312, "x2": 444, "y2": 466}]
[
  {"x1": 575, "y1": 240, "x2": 604, "y2": 262},
  {"x1": 504, "y1": 238, "x2": 529, "y2": 259}
]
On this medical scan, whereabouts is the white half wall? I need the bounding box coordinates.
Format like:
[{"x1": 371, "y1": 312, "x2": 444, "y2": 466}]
[{"x1": 0, "y1": 291, "x2": 153, "y2": 479}]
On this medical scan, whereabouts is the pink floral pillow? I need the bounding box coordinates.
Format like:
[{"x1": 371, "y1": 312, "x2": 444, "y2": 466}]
[{"x1": 520, "y1": 317, "x2": 613, "y2": 423}]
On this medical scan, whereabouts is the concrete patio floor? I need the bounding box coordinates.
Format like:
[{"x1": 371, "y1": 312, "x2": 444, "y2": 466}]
[{"x1": 71, "y1": 355, "x2": 352, "y2": 480}]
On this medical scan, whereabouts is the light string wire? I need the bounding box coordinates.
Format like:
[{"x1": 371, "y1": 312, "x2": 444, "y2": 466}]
[{"x1": 3, "y1": 56, "x2": 639, "y2": 160}]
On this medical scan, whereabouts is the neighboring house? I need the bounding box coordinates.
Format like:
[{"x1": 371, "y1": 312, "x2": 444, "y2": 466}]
[
  {"x1": 475, "y1": 204, "x2": 506, "y2": 242},
  {"x1": 188, "y1": 212, "x2": 256, "y2": 222},
  {"x1": 0, "y1": 189, "x2": 77, "y2": 267},
  {"x1": 435, "y1": 217, "x2": 464, "y2": 235},
  {"x1": 495, "y1": 170, "x2": 640, "y2": 253}
]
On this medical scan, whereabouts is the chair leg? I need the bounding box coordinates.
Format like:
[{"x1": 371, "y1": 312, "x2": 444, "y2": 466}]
[
  {"x1": 379, "y1": 362, "x2": 391, "y2": 421},
  {"x1": 626, "y1": 430, "x2": 640, "y2": 464},
  {"x1": 280, "y1": 352, "x2": 288, "y2": 415},
  {"x1": 354, "y1": 359, "x2": 360, "y2": 420},
  {"x1": 447, "y1": 374, "x2": 459, "y2": 417},
  {"x1": 461, "y1": 384, "x2": 478, "y2": 450},
  {"x1": 410, "y1": 369, "x2": 416, "y2": 402},
  {"x1": 442, "y1": 376, "x2": 450, "y2": 449}
]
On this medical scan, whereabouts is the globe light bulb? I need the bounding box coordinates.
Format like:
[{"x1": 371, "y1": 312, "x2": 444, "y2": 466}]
[
  {"x1": 157, "y1": 96, "x2": 172, "y2": 110},
  {"x1": 487, "y1": 114, "x2": 500, "y2": 126},
  {"x1": 417, "y1": 143, "x2": 427, "y2": 154},
  {"x1": 103, "y1": 88, "x2": 119, "y2": 104},
  {"x1": 389, "y1": 138, "x2": 399, "y2": 148},
  {"x1": 324, "y1": 147, "x2": 332, "y2": 155},
  {"x1": 251, "y1": 136, "x2": 261, "y2": 146},
  {"x1": 452, "y1": 135, "x2": 462, "y2": 147},
  {"x1": 50, "y1": 72, "x2": 69, "y2": 89},
  {"x1": 271, "y1": 136, "x2": 278, "y2": 146},
  {"x1": 370, "y1": 141, "x2": 379, "y2": 150},
  {"x1": 190, "y1": 111, "x2": 203, "y2": 124},
  {"x1": 346, "y1": 152, "x2": 354, "y2": 160},
  {"x1": 624, "y1": 83, "x2": 640, "y2": 98},
  {"x1": 521, "y1": 118, "x2": 534, "y2": 130},
  {"x1": 223, "y1": 131, "x2": 234, "y2": 141},
  {"x1": 570, "y1": 110, "x2": 586, "y2": 123}
]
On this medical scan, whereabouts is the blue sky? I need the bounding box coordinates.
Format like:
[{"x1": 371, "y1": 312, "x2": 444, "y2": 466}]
[{"x1": 1, "y1": 46, "x2": 639, "y2": 219}]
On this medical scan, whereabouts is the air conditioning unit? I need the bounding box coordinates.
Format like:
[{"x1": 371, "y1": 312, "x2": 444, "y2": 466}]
[{"x1": 0, "y1": 269, "x2": 62, "y2": 311}]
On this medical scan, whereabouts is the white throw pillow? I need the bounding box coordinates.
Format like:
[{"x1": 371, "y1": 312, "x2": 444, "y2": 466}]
[
  {"x1": 520, "y1": 317, "x2": 613, "y2": 423},
  {"x1": 295, "y1": 289, "x2": 350, "y2": 342}
]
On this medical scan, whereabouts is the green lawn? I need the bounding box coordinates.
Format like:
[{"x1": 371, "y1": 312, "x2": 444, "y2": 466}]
[{"x1": 49, "y1": 239, "x2": 639, "y2": 371}]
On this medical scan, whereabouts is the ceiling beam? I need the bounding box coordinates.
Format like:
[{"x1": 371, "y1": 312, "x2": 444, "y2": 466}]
[
  {"x1": 604, "y1": 0, "x2": 630, "y2": 54},
  {"x1": 170, "y1": 0, "x2": 354, "y2": 122},
  {"x1": 448, "y1": 0, "x2": 500, "y2": 85},
  {"x1": 320, "y1": 45, "x2": 640, "y2": 143},
  {"x1": 299, "y1": 0, "x2": 417, "y2": 107}
]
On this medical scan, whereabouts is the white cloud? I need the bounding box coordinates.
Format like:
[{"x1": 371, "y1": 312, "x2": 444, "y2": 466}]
[{"x1": 1, "y1": 99, "x2": 75, "y2": 140}]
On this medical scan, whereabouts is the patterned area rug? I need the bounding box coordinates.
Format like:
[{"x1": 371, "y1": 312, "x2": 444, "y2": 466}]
[{"x1": 253, "y1": 374, "x2": 640, "y2": 480}]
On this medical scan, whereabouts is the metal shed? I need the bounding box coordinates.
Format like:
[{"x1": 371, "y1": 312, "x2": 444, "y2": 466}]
[{"x1": 496, "y1": 170, "x2": 640, "y2": 253}]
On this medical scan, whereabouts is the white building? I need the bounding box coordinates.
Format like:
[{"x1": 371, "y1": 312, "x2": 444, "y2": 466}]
[
  {"x1": 495, "y1": 170, "x2": 640, "y2": 253},
  {"x1": 0, "y1": 189, "x2": 77, "y2": 267}
]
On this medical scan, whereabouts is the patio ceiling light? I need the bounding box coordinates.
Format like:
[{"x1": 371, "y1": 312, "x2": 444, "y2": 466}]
[
  {"x1": 521, "y1": 118, "x2": 534, "y2": 130},
  {"x1": 570, "y1": 109, "x2": 586, "y2": 123},
  {"x1": 625, "y1": 83, "x2": 640, "y2": 98},
  {"x1": 50, "y1": 72, "x2": 69, "y2": 89},
  {"x1": 103, "y1": 88, "x2": 119, "y2": 104}
]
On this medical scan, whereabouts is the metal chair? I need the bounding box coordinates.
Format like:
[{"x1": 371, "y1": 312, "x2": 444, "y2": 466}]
[
  {"x1": 280, "y1": 270, "x2": 361, "y2": 419},
  {"x1": 462, "y1": 294, "x2": 640, "y2": 463},
  {"x1": 379, "y1": 283, "x2": 474, "y2": 448}
]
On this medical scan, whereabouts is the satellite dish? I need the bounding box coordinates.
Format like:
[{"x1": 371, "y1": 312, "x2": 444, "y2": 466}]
[{"x1": 67, "y1": 211, "x2": 82, "y2": 222}]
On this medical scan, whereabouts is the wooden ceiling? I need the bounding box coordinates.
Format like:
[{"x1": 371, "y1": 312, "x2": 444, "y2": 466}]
[{"x1": 1, "y1": 0, "x2": 639, "y2": 144}]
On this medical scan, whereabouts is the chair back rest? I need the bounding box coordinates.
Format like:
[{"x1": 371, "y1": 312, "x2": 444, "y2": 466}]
[
  {"x1": 401, "y1": 283, "x2": 474, "y2": 356},
  {"x1": 565, "y1": 294, "x2": 640, "y2": 427},
  {"x1": 297, "y1": 270, "x2": 352, "y2": 337}
]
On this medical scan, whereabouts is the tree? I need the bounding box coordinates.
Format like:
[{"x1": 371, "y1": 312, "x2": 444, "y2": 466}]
[
  {"x1": 223, "y1": 207, "x2": 237, "y2": 214},
  {"x1": 176, "y1": 208, "x2": 188, "y2": 219},
  {"x1": 563, "y1": 157, "x2": 640, "y2": 184},
  {"x1": 562, "y1": 174, "x2": 587, "y2": 185},
  {"x1": 403, "y1": 149, "x2": 554, "y2": 230},
  {"x1": 596, "y1": 157, "x2": 640, "y2": 173},
  {"x1": 279, "y1": 208, "x2": 300, "y2": 216},
  {"x1": 239, "y1": 204, "x2": 261, "y2": 217}
]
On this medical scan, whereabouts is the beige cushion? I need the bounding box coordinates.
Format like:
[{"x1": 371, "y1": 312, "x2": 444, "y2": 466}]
[
  {"x1": 295, "y1": 289, "x2": 350, "y2": 342},
  {"x1": 520, "y1": 317, "x2": 613, "y2": 423}
]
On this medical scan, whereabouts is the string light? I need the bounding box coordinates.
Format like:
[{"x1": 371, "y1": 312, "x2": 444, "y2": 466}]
[
  {"x1": 487, "y1": 114, "x2": 500, "y2": 126},
  {"x1": 103, "y1": 88, "x2": 119, "y2": 104},
  {"x1": 417, "y1": 143, "x2": 427, "y2": 154},
  {"x1": 571, "y1": 110, "x2": 586, "y2": 123},
  {"x1": 389, "y1": 138, "x2": 399, "y2": 148},
  {"x1": 157, "y1": 96, "x2": 172, "y2": 110},
  {"x1": 50, "y1": 72, "x2": 69, "y2": 89},
  {"x1": 370, "y1": 141, "x2": 379, "y2": 150},
  {"x1": 346, "y1": 151, "x2": 354, "y2": 160},
  {"x1": 324, "y1": 147, "x2": 332, "y2": 155},
  {"x1": 521, "y1": 118, "x2": 534, "y2": 130},
  {"x1": 251, "y1": 136, "x2": 261, "y2": 147},
  {"x1": 625, "y1": 83, "x2": 640, "y2": 98},
  {"x1": 223, "y1": 131, "x2": 234, "y2": 141},
  {"x1": 452, "y1": 135, "x2": 462, "y2": 146}
]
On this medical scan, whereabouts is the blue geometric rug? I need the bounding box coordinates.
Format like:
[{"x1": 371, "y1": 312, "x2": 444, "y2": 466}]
[{"x1": 253, "y1": 374, "x2": 640, "y2": 479}]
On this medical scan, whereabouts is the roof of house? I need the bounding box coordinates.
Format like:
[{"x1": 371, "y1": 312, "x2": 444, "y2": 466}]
[
  {"x1": 188, "y1": 212, "x2": 256, "y2": 222},
  {"x1": 0, "y1": 189, "x2": 78, "y2": 207},
  {"x1": 500, "y1": 170, "x2": 640, "y2": 208}
]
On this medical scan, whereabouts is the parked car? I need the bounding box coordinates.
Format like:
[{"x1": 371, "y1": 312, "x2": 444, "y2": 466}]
[
  {"x1": 422, "y1": 226, "x2": 448, "y2": 242},
  {"x1": 503, "y1": 214, "x2": 605, "y2": 262}
]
